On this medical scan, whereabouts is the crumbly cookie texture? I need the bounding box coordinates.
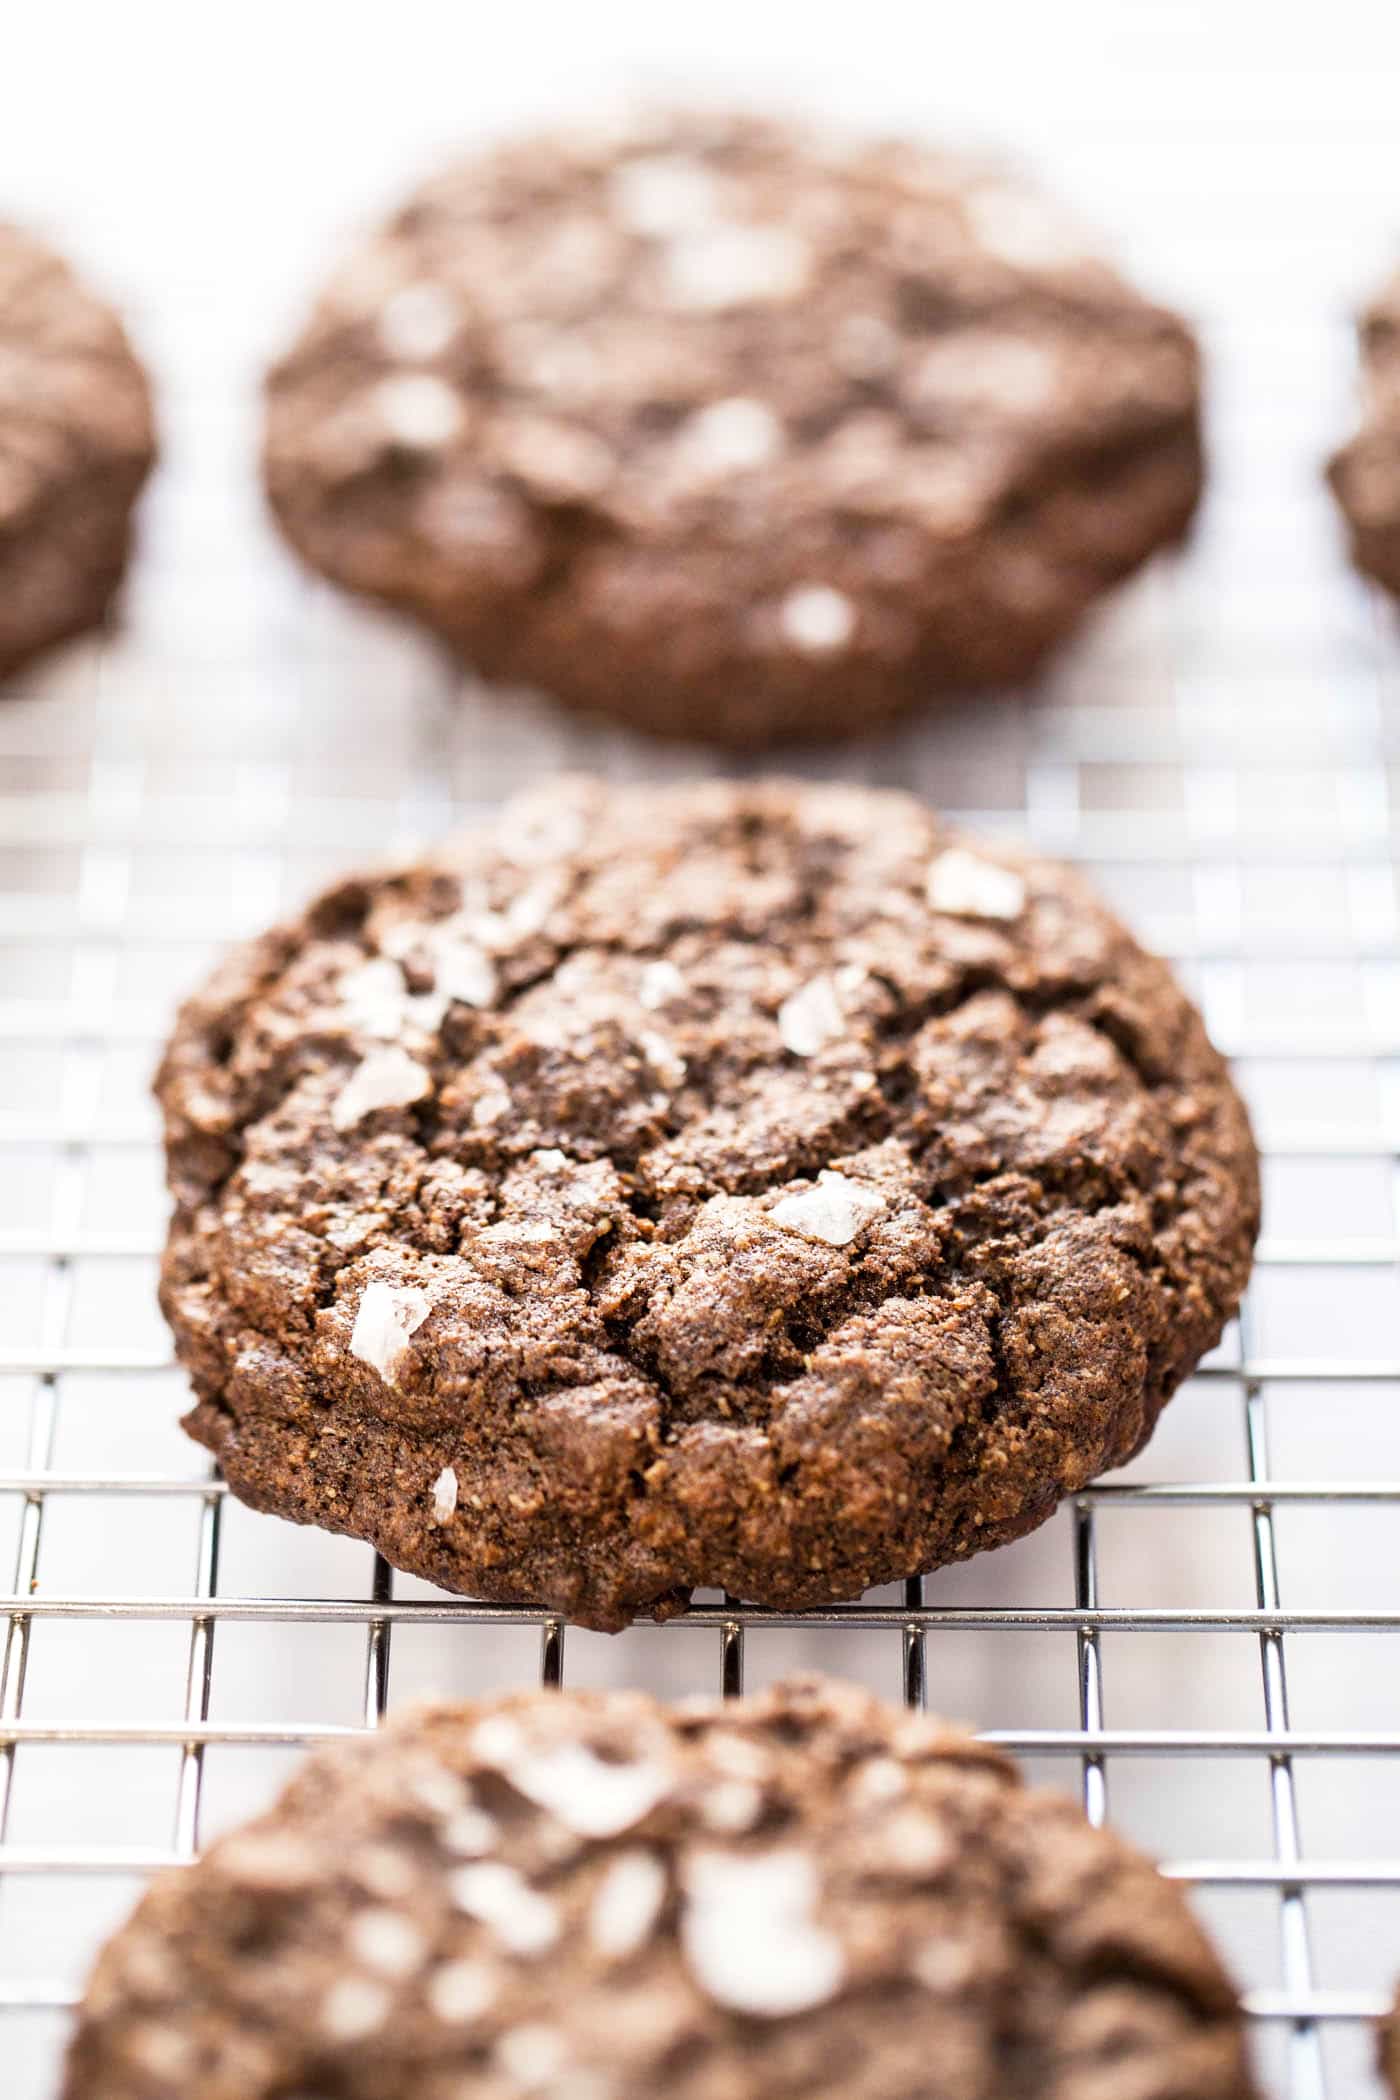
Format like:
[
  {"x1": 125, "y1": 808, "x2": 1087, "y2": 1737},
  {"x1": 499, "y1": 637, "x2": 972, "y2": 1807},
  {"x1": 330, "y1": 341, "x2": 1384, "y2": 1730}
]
[
  {"x1": 61, "y1": 1677, "x2": 1260, "y2": 2100},
  {"x1": 156, "y1": 777, "x2": 1258, "y2": 1630},
  {"x1": 0, "y1": 223, "x2": 155, "y2": 680},
  {"x1": 264, "y1": 109, "x2": 1202, "y2": 747},
  {"x1": 1329, "y1": 270, "x2": 1400, "y2": 596}
]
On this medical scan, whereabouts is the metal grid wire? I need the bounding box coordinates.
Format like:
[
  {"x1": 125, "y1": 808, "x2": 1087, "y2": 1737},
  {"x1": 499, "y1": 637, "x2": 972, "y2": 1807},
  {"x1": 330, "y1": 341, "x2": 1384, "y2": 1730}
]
[{"x1": 5, "y1": 198, "x2": 1400, "y2": 2100}]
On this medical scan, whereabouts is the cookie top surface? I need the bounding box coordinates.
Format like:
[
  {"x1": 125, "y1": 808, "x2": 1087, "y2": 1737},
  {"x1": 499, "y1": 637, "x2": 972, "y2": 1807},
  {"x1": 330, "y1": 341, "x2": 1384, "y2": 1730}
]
[
  {"x1": 263, "y1": 111, "x2": 1202, "y2": 745},
  {"x1": 0, "y1": 223, "x2": 155, "y2": 675},
  {"x1": 1329, "y1": 269, "x2": 1400, "y2": 594},
  {"x1": 62, "y1": 1676, "x2": 1258, "y2": 2100},
  {"x1": 158, "y1": 778, "x2": 1257, "y2": 1629}
]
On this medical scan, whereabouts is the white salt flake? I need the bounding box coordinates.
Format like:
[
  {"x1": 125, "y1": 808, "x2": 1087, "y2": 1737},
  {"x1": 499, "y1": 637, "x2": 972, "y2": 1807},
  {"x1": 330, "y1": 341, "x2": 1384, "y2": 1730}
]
[
  {"x1": 321, "y1": 1976, "x2": 391, "y2": 2041},
  {"x1": 967, "y1": 186, "x2": 1090, "y2": 271},
  {"x1": 777, "y1": 974, "x2": 845, "y2": 1057},
  {"x1": 433, "y1": 939, "x2": 498, "y2": 1009},
  {"x1": 441, "y1": 1806, "x2": 498, "y2": 1857},
  {"x1": 589, "y1": 1849, "x2": 667, "y2": 1959},
  {"x1": 332, "y1": 1046, "x2": 432, "y2": 1131},
  {"x1": 431, "y1": 1466, "x2": 459, "y2": 1525},
  {"x1": 338, "y1": 956, "x2": 416, "y2": 1038},
  {"x1": 405, "y1": 1764, "x2": 469, "y2": 1818},
  {"x1": 925, "y1": 848, "x2": 1026, "y2": 922},
  {"x1": 217, "y1": 1833, "x2": 320, "y2": 1890},
  {"x1": 663, "y1": 224, "x2": 811, "y2": 310},
  {"x1": 450, "y1": 1862, "x2": 560, "y2": 1955},
  {"x1": 611, "y1": 153, "x2": 720, "y2": 236},
  {"x1": 849, "y1": 1756, "x2": 906, "y2": 1807},
  {"x1": 348, "y1": 1907, "x2": 427, "y2": 1980},
  {"x1": 350, "y1": 1280, "x2": 432, "y2": 1387},
  {"x1": 638, "y1": 1029, "x2": 686, "y2": 1089},
  {"x1": 378, "y1": 281, "x2": 458, "y2": 362},
  {"x1": 427, "y1": 1957, "x2": 497, "y2": 2024},
  {"x1": 351, "y1": 1844, "x2": 419, "y2": 1900},
  {"x1": 779, "y1": 583, "x2": 856, "y2": 653},
  {"x1": 507, "y1": 1742, "x2": 673, "y2": 1837},
  {"x1": 678, "y1": 396, "x2": 783, "y2": 474},
  {"x1": 682, "y1": 1849, "x2": 845, "y2": 2017},
  {"x1": 772, "y1": 1170, "x2": 885, "y2": 1249},
  {"x1": 495, "y1": 2025, "x2": 569, "y2": 2088},
  {"x1": 374, "y1": 371, "x2": 464, "y2": 450},
  {"x1": 472, "y1": 1084, "x2": 510, "y2": 1128},
  {"x1": 700, "y1": 1780, "x2": 763, "y2": 1833},
  {"x1": 470, "y1": 1715, "x2": 525, "y2": 1764},
  {"x1": 638, "y1": 959, "x2": 684, "y2": 1010}
]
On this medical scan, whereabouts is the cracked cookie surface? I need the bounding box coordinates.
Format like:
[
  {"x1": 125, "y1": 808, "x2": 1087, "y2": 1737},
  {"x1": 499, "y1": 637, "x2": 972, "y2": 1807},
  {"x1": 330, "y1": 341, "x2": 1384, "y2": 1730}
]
[
  {"x1": 1329, "y1": 269, "x2": 1400, "y2": 597},
  {"x1": 62, "y1": 1675, "x2": 1260, "y2": 2100},
  {"x1": 0, "y1": 223, "x2": 155, "y2": 681},
  {"x1": 264, "y1": 110, "x2": 1202, "y2": 747},
  {"x1": 157, "y1": 778, "x2": 1258, "y2": 1629}
]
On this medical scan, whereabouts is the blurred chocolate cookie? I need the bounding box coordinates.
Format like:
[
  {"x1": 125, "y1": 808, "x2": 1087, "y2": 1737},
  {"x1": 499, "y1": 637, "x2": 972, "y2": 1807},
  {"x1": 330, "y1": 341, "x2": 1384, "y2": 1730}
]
[
  {"x1": 156, "y1": 777, "x2": 1257, "y2": 1630},
  {"x1": 63, "y1": 1676, "x2": 1260, "y2": 2100},
  {"x1": 0, "y1": 223, "x2": 155, "y2": 680},
  {"x1": 264, "y1": 111, "x2": 1202, "y2": 746},
  {"x1": 1330, "y1": 269, "x2": 1400, "y2": 596}
]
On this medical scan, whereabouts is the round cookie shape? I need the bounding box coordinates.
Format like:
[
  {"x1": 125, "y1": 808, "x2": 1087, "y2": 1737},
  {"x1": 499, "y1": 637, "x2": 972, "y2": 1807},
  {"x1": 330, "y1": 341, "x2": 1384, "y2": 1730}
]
[
  {"x1": 157, "y1": 778, "x2": 1258, "y2": 1630},
  {"x1": 1329, "y1": 270, "x2": 1400, "y2": 596},
  {"x1": 0, "y1": 223, "x2": 155, "y2": 680},
  {"x1": 263, "y1": 111, "x2": 1203, "y2": 747},
  {"x1": 62, "y1": 1676, "x2": 1260, "y2": 2100}
]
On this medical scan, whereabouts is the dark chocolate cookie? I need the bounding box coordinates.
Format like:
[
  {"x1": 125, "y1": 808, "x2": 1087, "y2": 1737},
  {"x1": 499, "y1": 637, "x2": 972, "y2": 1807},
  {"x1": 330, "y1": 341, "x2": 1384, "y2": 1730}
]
[
  {"x1": 1382, "y1": 1986, "x2": 1400, "y2": 2099},
  {"x1": 0, "y1": 223, "x2": 155, "y2": 681},
  {"x1": 62, "y1": 1676, "x2": 1260, "y2": 2100},
  {"x1": 263, "y1": 111, "x2": 1202, "y2": 747},
  {"x1": 156, "y1": 778, "x2": 1258, "y2": 1630},
  {"x1": 1329, "y1": 269, "x2": 1400, "y2": 596}
]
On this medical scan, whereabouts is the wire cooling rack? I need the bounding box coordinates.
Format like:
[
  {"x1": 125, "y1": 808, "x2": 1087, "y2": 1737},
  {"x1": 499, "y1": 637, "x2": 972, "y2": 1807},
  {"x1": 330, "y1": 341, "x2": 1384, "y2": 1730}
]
[{"x1": 5, "y1": 188, "x2": 1400, "y2": 2100}]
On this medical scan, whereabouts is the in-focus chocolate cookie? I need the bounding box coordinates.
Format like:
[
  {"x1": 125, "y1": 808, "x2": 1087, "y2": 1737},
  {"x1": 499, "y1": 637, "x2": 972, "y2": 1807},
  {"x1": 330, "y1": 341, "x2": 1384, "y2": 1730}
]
[
  {"x1": 264, "y1": 111, "x2": 1203, "y2": 747},
  {"x1": 62, "y1": 1676, "x2": 1260, "y2": 2100},
  {"x1": 0, "y1": 223, "x2": 155, "y2": 681},
  {"x1": 1329, "y1": 270, "x2": 1400, "y2": 596},
  {"x1": 157, "y1": 778, "x2": 1258, "y2": 1629}
]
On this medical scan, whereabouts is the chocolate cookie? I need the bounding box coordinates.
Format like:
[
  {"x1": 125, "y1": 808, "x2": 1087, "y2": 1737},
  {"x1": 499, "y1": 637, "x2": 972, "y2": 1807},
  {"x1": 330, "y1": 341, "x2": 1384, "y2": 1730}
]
[
  {"x1": 62, "y1": 1675, "x2": 1259, "y2": 2100},
  {"x1": 156, "y1": 777, "x2": 1258, "y2": 1630},
  {"x1": 0, "y1": 223, "x2": 155, "y2": 681},
  {"x1": 1329, "y1": 269, "x2": 1400, "y2": 596},
  {"x1": 1382, "y1": 1986, "x2": 1400, "y2": 2099},
  {"x1": 263, "y1": 111, "x2": 1203, "y2": 747}
]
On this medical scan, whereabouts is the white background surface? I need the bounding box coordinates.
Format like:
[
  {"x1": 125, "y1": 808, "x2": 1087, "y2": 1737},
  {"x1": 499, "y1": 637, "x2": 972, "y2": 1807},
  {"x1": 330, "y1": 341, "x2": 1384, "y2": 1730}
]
[{"x1": 5, "y1": 3, "x2": 1400, "y2": 2095}]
